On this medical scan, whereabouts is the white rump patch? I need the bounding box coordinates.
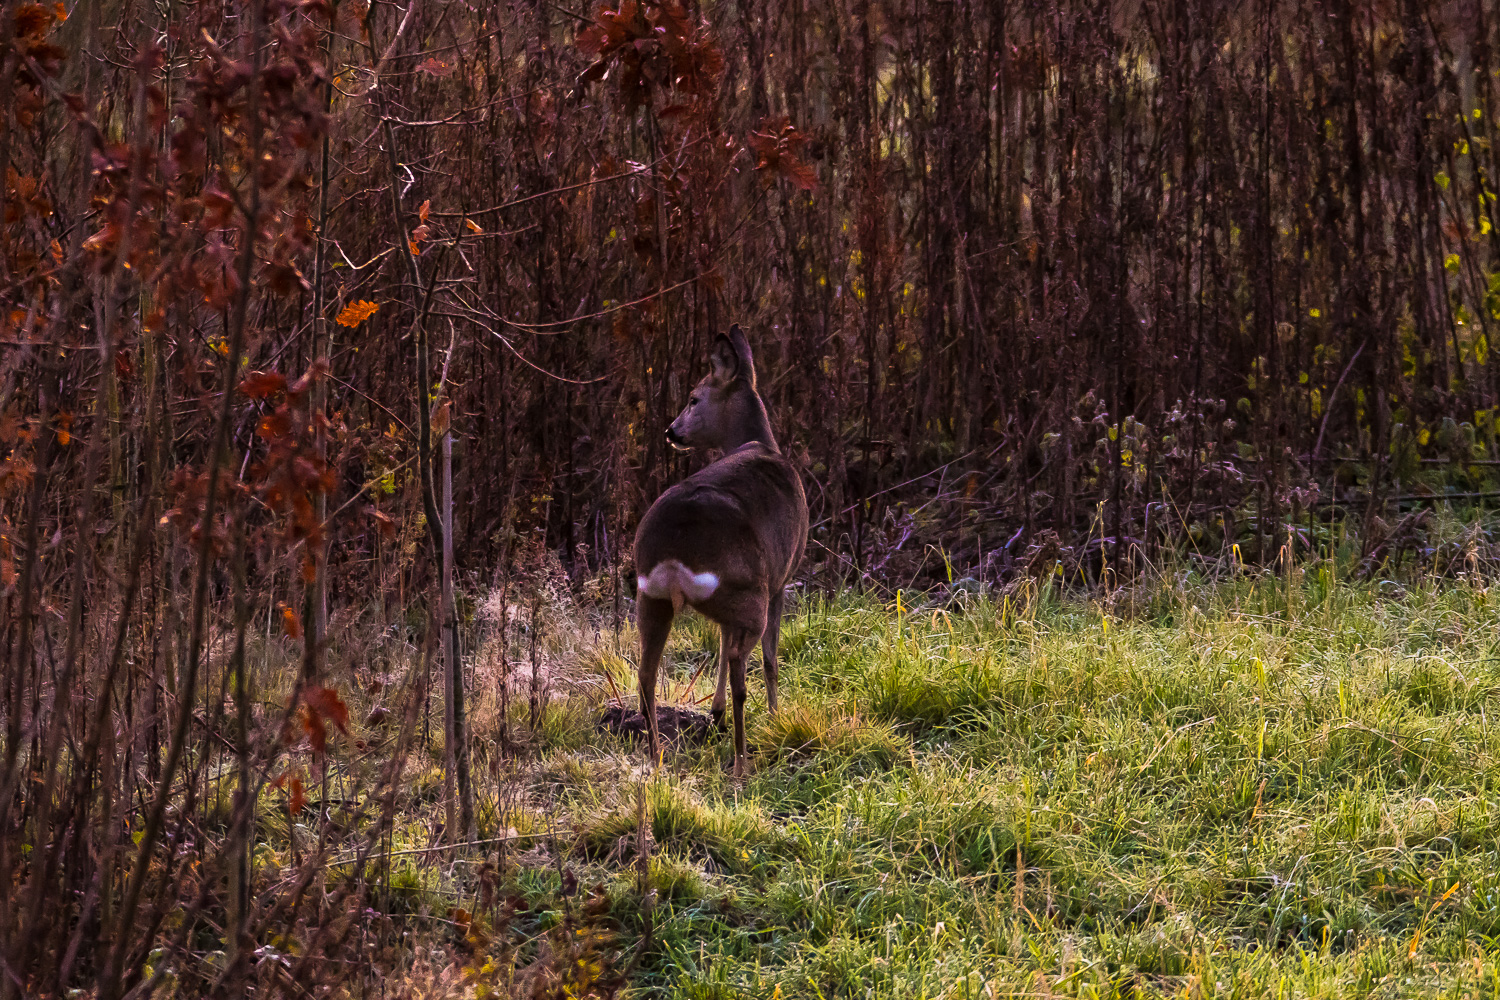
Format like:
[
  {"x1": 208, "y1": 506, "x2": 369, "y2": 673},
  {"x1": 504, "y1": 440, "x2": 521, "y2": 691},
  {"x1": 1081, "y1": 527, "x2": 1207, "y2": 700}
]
[
  {"x1": 682, "y1": 569, "x2": 720, "y2": 601},
  {"x1": 639, "y1": 560, "x2": 719, "y2": 603}
]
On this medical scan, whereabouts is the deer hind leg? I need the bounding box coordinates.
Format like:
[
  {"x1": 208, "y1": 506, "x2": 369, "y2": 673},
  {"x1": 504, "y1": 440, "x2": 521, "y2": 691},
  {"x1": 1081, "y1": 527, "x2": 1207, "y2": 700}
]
[
  {"x1": 760, "y1": 589, "x2": 784, "y2": 716},
  {"x1": 709, "y1": 629, "x2": 730, "y2": 729},
  {"x1": 724, "y1": 626, "x2": 755, "y2": 779},
  {"x1": 717, "y1": 617, "x2": 762, "y2": 779},
  {"x1": 637, "y1": 595, "x2": 675, "y2": 767}
]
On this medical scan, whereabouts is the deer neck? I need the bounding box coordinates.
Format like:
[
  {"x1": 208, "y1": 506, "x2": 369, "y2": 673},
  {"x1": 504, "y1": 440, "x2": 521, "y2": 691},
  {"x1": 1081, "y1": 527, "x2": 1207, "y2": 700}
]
[{"x1": 723, "y1": 391, "x2": 778, "y2": 453}]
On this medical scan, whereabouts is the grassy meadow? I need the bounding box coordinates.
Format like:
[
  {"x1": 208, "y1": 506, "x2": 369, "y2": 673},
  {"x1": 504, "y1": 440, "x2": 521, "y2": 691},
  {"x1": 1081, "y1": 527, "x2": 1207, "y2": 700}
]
[{"x1": 310, "y1": 547, "x2": 1500, "y2": 1000}]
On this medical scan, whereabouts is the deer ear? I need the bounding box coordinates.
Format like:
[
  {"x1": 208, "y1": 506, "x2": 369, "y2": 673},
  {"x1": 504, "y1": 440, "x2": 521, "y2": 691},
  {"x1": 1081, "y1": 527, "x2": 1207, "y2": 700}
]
[
  {"x1": 708, "y1": 334, "x2": 740, "y2": 384},
  {"x1": 725, "y1": 324, "x2": 756, "y2": 389}
]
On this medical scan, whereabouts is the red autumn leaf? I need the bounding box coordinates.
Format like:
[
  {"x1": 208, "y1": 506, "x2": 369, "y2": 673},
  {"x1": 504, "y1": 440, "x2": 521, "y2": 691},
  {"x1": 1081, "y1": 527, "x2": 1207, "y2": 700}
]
[
  {"x1": 369, "y1": 507, "x2": 398, "y2": 540},
  {"x1": 306, "y1": 685, "x2": 351, "y2": 736},
  {"x1": 202, "y1": 186, "x2": 235, "y2": 229},
  {"x1": 289, "y1": 776, "x2": 306, "y2": 817},
  {"x1": 749, "y1": 116, "x2": 818, "y2": 192},
  {"x1": 263, "y1": 262, "x2": 309, "y2": 296},
  {"x1": 418, "y1": 199, "x2": 431, "y2": 222},
  {"x1": 0, "y1": 409, "x2": 21, "y2": 445},
  {"x1": 256, "y1": 411, "x2": 291, "y2": 441},
  {"x1": 302, "y1": 705, "x2": 327, "y2": 755},
  {"x1": 575, "y1": 59, "x2": 607, "y2": 88},
  {"x1": 239, "y1": 370, "x2": 288, "y2": 399},
  {"x1": 577, "y1": 1, "x2": 641, "y2": 58}
]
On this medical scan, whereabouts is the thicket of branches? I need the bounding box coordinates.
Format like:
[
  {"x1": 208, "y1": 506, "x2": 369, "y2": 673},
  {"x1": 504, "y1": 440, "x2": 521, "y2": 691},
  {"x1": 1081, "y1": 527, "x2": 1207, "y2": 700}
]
[
  {"x1": 4, "y1": 0, "x2": 1499, "y2": 599},
  {"x1": 1, "y1": 0, "x2": 1498, "y2": 994}
]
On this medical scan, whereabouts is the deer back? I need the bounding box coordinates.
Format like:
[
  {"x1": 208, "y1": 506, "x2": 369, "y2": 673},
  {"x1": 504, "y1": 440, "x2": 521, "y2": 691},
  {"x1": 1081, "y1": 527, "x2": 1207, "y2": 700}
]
[{"x1": 635, "y1": 442, "x2": 808, "y2": 594}]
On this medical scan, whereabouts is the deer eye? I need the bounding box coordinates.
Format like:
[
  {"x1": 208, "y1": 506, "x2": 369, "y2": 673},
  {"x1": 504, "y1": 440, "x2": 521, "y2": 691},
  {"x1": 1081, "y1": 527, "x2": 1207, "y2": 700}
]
[{"x1": 688, "y1": 396, "x2": 699, "y2": 406}]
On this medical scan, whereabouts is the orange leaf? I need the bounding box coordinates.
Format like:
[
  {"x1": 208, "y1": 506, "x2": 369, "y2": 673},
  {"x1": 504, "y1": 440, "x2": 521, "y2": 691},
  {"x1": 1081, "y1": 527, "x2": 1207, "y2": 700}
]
[
  {"x1": 408, "y1": 240, "x2": 421, "y2": 256},
  {"x1": 289, "y1": 777, "x2": 305, "y2": 816},
  {"x1": 335, "y1": 300, "x2": 379, "y2": 327},
  {"x1": 13, "y1": 3, "x2": 55, "y2": 39},
  {"x1": 279, "y1": 603, "x2": 303, "y2": 639},
  {"x1": 418, "y1": 199, "x2": 431, "y2": 222},
  {"x1": 464, "y1": 218, "x2": 481, "y2": 234}
]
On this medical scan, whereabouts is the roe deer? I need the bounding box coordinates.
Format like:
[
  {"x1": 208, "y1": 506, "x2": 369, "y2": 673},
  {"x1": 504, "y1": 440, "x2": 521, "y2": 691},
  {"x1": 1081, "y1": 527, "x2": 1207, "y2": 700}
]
[{"x1": 634, "y1": 325, "x2": 809, "y2": 777}]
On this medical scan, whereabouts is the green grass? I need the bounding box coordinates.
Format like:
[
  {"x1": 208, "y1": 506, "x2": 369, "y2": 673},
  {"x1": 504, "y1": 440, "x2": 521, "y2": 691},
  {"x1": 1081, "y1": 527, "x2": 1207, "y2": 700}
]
[
  {"x1": 305, "y1": 563, "x2": 1500, "y2": 997},
  {"x1": 494, "y1": 571, "x2": 1500, "y2": 999}
]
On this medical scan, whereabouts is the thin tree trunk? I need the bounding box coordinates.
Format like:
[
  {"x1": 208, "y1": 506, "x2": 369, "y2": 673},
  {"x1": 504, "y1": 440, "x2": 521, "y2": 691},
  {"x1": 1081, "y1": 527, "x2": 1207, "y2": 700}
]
[{"x1": 441, "y1": 399, "x2": 474, "y2": 843}]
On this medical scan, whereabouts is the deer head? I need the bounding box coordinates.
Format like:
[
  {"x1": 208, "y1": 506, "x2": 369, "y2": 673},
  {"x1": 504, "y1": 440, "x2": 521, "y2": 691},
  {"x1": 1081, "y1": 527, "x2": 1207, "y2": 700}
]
[{"x1": 665, "y1": 324, "x2": 777, "y2": 454}]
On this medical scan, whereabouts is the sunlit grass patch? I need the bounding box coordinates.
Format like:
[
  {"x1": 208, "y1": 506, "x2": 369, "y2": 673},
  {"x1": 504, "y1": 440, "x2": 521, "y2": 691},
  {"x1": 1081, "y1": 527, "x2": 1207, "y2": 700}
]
[
  {"x1": 753, "y1": 701, "x2": 907, "y2": 769},
  {"x1": 574, "y1": 777, "x2": 790, "y2": 870}
]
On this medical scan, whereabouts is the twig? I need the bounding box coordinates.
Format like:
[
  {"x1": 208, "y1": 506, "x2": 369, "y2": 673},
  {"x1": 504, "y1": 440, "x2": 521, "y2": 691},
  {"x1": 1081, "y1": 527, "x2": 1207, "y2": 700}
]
[{"x1": 1312, "y1": 340, "x2": 1365, "y2": 465}]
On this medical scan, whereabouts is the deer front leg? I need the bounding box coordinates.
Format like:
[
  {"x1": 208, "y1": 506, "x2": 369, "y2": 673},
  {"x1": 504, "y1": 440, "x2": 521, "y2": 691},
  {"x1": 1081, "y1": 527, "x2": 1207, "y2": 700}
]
[
  {"x1": 722, "y1": 619, "x2": 765, "y2": 779},
  {"x1": 637, "y1": 596, "x2": 675, "y2": 767},
  {"x1": 761, "y1": 589, "x2": 784, "y2": 716}
]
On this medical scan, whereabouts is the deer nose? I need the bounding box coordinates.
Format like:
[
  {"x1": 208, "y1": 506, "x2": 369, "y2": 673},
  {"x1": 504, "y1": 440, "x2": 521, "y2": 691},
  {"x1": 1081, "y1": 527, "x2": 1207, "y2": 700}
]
[{"x1": 665, "y1": 426, "x2": 683, "y2": 447}]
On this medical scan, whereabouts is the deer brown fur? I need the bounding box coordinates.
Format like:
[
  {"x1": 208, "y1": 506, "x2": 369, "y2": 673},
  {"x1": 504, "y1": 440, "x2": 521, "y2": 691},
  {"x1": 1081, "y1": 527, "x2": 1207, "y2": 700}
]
[{"x1": 633, "y1": 325, "x2": 809, "y2": 776}]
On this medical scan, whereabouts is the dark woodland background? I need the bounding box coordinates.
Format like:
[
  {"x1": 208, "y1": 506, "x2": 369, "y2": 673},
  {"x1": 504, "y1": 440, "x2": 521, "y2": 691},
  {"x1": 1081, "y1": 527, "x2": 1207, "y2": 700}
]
[
  {"x1": 5, "y1": 0, "x2": 1499, "y2": 603},
  {"x1": 3, "y1": 0, "x2": 1500, "y2": 994}
]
